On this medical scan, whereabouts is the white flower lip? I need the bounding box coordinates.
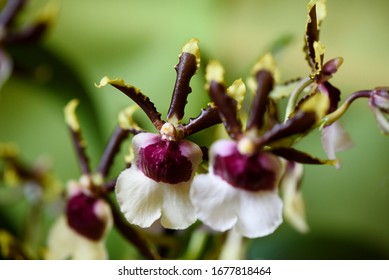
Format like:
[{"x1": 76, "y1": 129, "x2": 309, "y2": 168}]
[
  {"x1": 115, "y1": 132, "x2": 202, "y2": 230},
  {"x1": 115, "y1": 166, "x2": 197, "y2": 229},
  {"x1": 190, "y1": 171, "x2": 283, "y2": 238},
  {"x1": 190, "y1": 139, "x2": 283, "y2": 238},
  {"x1": 46, "y1": 216, "x2": 108, "y2": 260}
]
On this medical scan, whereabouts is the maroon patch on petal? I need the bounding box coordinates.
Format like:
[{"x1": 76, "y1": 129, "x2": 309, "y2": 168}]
[
  {"x1": 213, "y1": 148, "x2": 277, "y2": 192},
  {"x1": 66, "y1": 192, "x2": 105, "y2": 241},
  {"x1": 137, "y1": 140, "x2": 193, "y2": 184}
]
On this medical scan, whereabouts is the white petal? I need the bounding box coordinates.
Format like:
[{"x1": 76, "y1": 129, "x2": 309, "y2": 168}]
[
  {"x1": 280, "y1": 162, "x2": 309, "y2": 233},
  {"x1": 73, "y1": 237, "x2": 107, "y2": 260},
  {"x1": 45, "y1": 216, "x2": 107, "y2": 260},
  {"x1": 160, "y1": 181, "x2": 197, "y2": 229},
  {"x1": 190, "y1": 173, "x2": 239, "y2": 232},
  {"x1": 46, "y1": 216, "x2": 75, "y2": 260},
  {"x1": 115, "y1": 167, "x2": 163, "y2": 228},
  {"x1": 321, "y1": 121, "x2": 353, "y2": 167},
  {"x1": 235, "y1": 190, "x2": 283, "y2": 238},
  {"x1": 209, "y1": 139, "x2": 237, "y2": 160},
  {"x1": 372, "y1": 106, "x2": 389, "y2": 135}
]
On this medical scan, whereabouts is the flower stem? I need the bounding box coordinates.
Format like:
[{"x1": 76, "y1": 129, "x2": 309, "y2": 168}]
[
  {"x1": 321, "y1": 90, "x2": 371, "y2": 126},
  {"x1": 284, "y1": 76, "x2": 314, "y2": 122}
]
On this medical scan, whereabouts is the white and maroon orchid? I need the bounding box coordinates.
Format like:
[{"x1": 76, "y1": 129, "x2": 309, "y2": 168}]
[
  {"x1": 97, "y1": 39, "x2": 221, "y2": 230},
  {"x1": 191, "y1": 56, "x2": 336, "y2": 238},
  {"x1": 46, "y1": 178, "x2": 113, "y2": 259}
]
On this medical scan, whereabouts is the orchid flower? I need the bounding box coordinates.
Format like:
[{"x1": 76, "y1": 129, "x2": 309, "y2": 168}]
[
  {"x1": 190, "y1": 56, "x2": 336, "y2": 238},
  {"x1": 46, "y1": 177, "x2": 113, "y2": 260},
  {"x1": 97, "y1": 39, "x2": 221, "y2": 230},
  {"x1": 301, "y1": 0, "x2": 353, "y2": 165}
]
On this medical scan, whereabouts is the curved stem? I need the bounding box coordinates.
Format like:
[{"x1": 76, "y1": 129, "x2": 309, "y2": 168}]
[
  {"x1": 321, "y1": 90, "x2": 371, "y2": 126},
  {"x1": 284, "y1": 76, "x2": 314, "y2": 122}
]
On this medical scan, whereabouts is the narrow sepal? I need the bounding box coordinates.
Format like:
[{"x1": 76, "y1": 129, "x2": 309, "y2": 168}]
[
  {"x1": 181, "y1": 104, "x2": 221, "y2": 138},
  {"x1": 0, "y1": 0, "x2": 26, "y2": 26},
  {"x1": 246, "y1": 70, "x2": 274, "y2": 131},
  {"x1": 304, "y1": 3, "x2": 320, "y2": 70},
  {"x1": 259, "y1": 111, "x2": 317, "y2": 146},
  {"x1": 96, "y1": 126, "x2": 130, "y2": 177},
  {"x1": 270, "y1": 147, "x2": 337, "y2": 166},
  {"x1": 304, "y1": 1, "x2": 326, "y2": 76},
  {"x1": 96, "y1": 77, "x2": 164, "y2": 130},
  {"x1": 209, "y1": 80, "x2": 243, "y2": 140},
  {"x1": 63, "y1": 100, "x2": 90, "y2": 175},
  {"x1": 167, "y1": 39, "x2": 199, "y2": 124}
]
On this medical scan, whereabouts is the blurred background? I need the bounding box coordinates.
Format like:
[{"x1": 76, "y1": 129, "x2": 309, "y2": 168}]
[{"x1": 0, "y1": 0, "x2": 388, "y2": 259}]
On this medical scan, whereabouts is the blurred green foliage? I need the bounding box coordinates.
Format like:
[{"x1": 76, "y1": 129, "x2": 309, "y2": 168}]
[{"x1": 0, "y1": 0, "x2": 388, "y2": 259}]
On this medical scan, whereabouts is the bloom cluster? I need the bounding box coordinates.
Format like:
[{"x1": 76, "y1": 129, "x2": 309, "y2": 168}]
[
  {"x1": 39, "y1": 0, "x2": 389, "y2": 259},
  {"x1": 94, "y1": 0, "x2": 388, "y2": 240}
]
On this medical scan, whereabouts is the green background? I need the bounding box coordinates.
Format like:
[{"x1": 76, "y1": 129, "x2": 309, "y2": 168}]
[{"x1": 1, "y1": 0, "x2": 388, "y2": 259}]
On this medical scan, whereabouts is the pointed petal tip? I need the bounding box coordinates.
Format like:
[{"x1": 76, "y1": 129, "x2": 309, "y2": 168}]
[{"x1": 64, "y1": 99, "x2": 80, "y2": 131}]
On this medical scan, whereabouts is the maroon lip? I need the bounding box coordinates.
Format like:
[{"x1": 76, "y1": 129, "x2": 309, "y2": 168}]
[
  {"x1": 213, "y1": 147, "x2": 278, "y2": 192},
  {"x1": 66, "y1": 192, "x2": 106, "y2": 241},
  {"x1": 137, "y1": 139, "x2": 194, "y2": 184}
]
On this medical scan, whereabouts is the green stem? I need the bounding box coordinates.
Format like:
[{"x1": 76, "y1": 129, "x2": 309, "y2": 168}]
[
  {"x1": 320, "y1": 90, "x2": 371, "y2": 126},
  {"x1": 284, "y1": 76, "x2": 314, "y2": 122}
]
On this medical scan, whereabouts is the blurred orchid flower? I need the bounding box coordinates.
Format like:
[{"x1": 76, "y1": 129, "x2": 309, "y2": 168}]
[{"x1": 191, "y1": 56, "x2": 335, "y2": 238}]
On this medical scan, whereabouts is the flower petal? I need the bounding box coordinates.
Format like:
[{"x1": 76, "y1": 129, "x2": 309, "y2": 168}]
[
  {"x1": 321, "y1": 121, "x2": 353, "y2": 166},
  {"x1": 115, "y1": 167, "x2": 163, "y2": 228},
  {"x1": 190, "y1": 173, "x2": 239, "y2": 232},
  {"x1": 235, "y1": 189, "x2": 283, "y2": 238},
  {"x1": 372, "y1": 106, "x2": 389, "y2": 135},
  {"x1": 73, "y1": 236, "x2": 107, "y2": 260},
  {"x1": 160, "y1": 181, "x2": 197, "y2": 229},
  {"x1": 46, "y1": 216, "x2": 75, "y2": 259},
  {"x1": 280, "y1": 162, "x2": 309, "y2": 233},
  {"x1": 46, "y1": 216, "x2": 107, "y2": 260}
]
